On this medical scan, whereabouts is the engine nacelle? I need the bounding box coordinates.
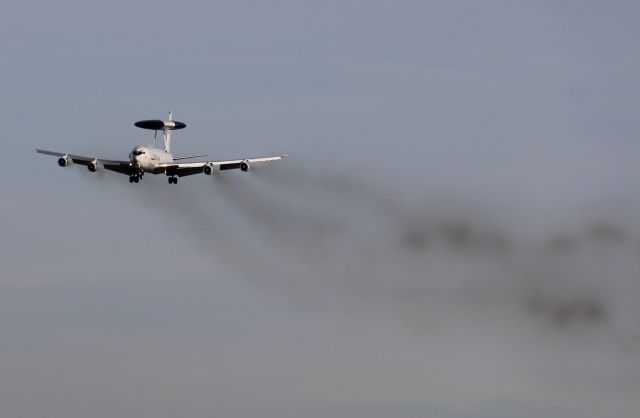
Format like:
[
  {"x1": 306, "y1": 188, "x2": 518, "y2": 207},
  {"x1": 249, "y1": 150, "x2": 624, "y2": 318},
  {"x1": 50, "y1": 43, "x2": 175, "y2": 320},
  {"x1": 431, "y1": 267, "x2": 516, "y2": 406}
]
[
  {"x1": 87, "y1": 159, "x2": 98, "y2": 172},
  {"x1": 240, "y1": 160, "x2": 250, "y2": 172},
  {"x1": 203, "y1": 162, "x2": 213, "y2": 175},
  {"x1": 58, "y1": 155, "x2": 69, "y2": 167}
]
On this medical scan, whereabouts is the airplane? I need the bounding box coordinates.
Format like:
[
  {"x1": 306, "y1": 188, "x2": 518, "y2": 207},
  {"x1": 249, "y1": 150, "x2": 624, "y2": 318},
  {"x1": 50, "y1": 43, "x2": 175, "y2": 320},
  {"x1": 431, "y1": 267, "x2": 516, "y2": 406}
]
[{"x1": 36, "y1": 112, "x2": 286, "y2": 184}]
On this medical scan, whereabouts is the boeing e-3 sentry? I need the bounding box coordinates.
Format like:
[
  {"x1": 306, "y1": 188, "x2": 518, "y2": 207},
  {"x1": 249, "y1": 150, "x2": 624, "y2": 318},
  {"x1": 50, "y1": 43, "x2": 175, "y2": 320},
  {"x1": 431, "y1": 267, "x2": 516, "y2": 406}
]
[{"x1": 36, "y1": 112, "x2": 286, "y2": 184}]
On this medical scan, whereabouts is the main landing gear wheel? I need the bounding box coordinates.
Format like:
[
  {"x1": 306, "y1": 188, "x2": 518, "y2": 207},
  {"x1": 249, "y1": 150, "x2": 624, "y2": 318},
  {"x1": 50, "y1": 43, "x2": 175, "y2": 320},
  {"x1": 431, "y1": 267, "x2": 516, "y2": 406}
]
[
  {"x1": 129, "y1": 175, "x2": 140, "y2": 183},
  {"x1": 168, "y1": 176, "x2": 177, "y2": 184}
]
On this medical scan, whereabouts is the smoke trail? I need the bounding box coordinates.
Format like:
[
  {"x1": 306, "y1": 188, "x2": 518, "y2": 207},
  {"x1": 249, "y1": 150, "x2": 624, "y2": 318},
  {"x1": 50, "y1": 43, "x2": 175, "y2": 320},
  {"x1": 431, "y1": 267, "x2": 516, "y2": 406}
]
[
  {"x1": 192, "y1": 163, "x2": 640, "y2": 345},
  {"x1": 90, "y1": 158, "x2": 640, "y2": 348}
]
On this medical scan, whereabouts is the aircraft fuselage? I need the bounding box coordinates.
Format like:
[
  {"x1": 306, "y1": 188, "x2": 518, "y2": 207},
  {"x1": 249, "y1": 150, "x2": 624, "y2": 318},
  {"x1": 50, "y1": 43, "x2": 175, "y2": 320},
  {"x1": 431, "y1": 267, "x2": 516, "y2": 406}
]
[{"x1": 129, "y1": 145, "x2": 173, "y2": 174}]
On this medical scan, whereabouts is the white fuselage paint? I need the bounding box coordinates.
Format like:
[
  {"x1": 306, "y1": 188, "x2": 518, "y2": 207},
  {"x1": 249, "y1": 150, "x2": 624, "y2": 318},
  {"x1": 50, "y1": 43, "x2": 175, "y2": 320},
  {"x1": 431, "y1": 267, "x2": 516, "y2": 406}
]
[{"x1": 129, "y1": 145, "x2": 173, "y2": 173}]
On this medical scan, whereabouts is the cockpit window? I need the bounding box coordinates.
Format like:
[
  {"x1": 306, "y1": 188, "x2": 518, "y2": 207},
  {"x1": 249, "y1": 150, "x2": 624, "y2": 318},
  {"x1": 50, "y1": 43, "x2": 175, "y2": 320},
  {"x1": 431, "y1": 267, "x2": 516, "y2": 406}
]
[{"x1": 133, "y1": 150, "x2": 145, "y2": 156}]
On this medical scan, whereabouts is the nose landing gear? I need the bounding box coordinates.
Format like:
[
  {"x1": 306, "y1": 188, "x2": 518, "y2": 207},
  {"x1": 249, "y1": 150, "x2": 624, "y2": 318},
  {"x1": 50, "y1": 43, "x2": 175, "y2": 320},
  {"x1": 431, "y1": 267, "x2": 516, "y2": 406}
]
[{"x1": 129, "y1": 171, "x2": 143, "y2": 183}]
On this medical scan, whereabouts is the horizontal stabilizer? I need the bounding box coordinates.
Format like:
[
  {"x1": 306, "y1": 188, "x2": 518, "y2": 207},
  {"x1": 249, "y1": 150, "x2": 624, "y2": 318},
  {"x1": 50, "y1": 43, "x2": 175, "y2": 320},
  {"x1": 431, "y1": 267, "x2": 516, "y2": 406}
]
[{"x1": 173, "y1": 153, "x2": 210, "y2": 161}]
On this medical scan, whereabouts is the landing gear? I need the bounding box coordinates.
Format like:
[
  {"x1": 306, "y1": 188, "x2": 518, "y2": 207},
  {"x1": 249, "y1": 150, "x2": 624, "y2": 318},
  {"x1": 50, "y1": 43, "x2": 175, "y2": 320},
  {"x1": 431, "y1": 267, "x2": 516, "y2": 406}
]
[
  {"x1": 168, "y1": 176, "x2": 177, "y2": 184},
  {"x1": 129, "y1": 174, "x2": 141, "y2": 183}
]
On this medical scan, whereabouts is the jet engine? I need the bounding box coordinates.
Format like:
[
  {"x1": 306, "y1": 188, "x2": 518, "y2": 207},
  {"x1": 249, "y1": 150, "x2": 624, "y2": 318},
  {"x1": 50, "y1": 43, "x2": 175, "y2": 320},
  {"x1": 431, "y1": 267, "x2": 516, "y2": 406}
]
[
  {"x1": 58, "y1": 155, "x2": 69, "y2": 167},
  {"x1": 240, "y1": 160, "x2": 250, "y2": 172},
  {"x1": 87, "y1": 159, "x2": 98, "y2": 172},
  {"x1": 203, "y1": 162, "x2": 213, "y2": 175}
]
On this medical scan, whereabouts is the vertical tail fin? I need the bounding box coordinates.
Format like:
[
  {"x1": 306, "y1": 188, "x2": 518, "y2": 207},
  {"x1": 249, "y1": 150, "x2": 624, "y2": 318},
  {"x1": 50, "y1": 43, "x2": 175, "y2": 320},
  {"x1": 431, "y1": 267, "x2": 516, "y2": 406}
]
[{"x1": 164, "y1": 111, "x2": 172, "y2": 153}]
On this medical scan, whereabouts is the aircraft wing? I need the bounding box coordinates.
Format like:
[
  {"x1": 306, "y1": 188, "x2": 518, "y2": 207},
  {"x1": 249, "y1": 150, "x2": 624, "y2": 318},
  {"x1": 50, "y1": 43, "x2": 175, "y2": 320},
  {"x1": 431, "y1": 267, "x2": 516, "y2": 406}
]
[
  {"x1": 157, "y1": 155, "x2": 286, "y2": 177},
  {"x1": 214, "y1": 155, "x2": 286, "y2": 170},
  {"x1": 36, "y1": 149, "x2": 134, "y2": 175}
]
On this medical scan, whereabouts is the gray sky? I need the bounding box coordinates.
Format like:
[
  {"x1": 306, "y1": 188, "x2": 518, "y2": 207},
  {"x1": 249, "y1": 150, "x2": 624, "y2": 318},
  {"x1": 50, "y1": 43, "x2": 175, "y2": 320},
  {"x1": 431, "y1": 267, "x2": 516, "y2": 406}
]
[{"x1": 1, "y1": 1, "x2": 640, "y2": 417}]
